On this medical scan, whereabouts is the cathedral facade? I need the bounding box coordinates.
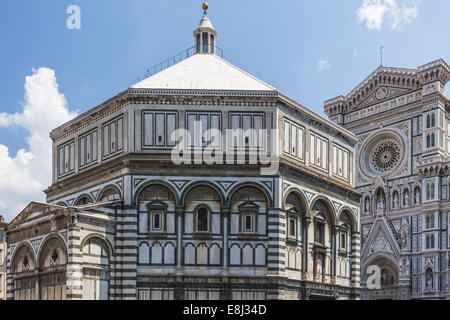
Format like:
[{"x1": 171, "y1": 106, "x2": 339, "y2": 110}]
[
  {"x1": 4, "y1": 6, "x2": 360, "y2": 300},
  {"x1": 325, "y1": 60, "x2": 450, "y2": 299}
]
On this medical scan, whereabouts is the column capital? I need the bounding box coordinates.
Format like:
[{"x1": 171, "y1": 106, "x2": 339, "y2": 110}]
[
  {"x1": 221, "y1": 206, "x2": 231, "y2": 217},
  {"x1": 175, "y1": 206, "x2": 184, "y2": 217}
]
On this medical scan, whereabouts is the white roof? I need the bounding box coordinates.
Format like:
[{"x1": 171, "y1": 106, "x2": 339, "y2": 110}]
[{"x1": 131, "y1": 53, "x2": 276, "y2": 91}]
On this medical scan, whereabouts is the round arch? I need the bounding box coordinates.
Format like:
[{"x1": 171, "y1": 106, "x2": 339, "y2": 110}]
[
  {"x1": 10, "y1": 242, "x2": 37, "y2": 273},
  {"x1": 282, "y1": 187, "x2": 308, "y2": 212},
  {"x1": 97, "y1": 184, "x2": 122, "y2": 202},
  {"x1": 133, "y1": 180, "x2": 180, "y2": 206},
  {"x1": 80, "y1": 234, "x2": 114, "y2": 257},
  {"x1": 361, "y1": 252, "x2": 399, "y2": 276},
  {"x1": 309, "y1": 196, "x2": 337, "y2": 226},
  {"x1": 337, "y1": 207, "x2": 359, "y2": 232},
  {"x1": 180, "y1": 181, "x2": 225, "y2": 207},
  {"x1": 361, "y1": 253, "x2": 399, "y2": 289},
  {"x1": 37, "y1": 233, "x2": 68, "y2": 269},
  {"x1": 226, "y1": 182, "x2": 272, "y2": 207},
  {"x1": 74, "y1": 194, "x2": 94, "y2": 206}
]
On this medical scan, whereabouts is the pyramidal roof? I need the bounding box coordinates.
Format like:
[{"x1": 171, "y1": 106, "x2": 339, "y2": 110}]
[{"x1": 131, "y1": 53, "x2": 276, "y2": 92}]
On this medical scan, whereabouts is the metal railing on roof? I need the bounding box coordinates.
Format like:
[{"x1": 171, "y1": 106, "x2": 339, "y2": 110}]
[{"x1": 138, "y1": 45, "x2": 224, "y2": 81}]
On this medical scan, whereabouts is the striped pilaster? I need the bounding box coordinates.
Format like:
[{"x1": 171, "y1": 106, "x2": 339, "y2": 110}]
[
  {"x1": 113, "y1": 207, "x2": 138, "y2": 300},
  {"x1": 6, "y1": 246, "x2": 14, "y2": 300},
  {"x1": 66, "y1": 226, "x2": 83, "y2": 300},
  {"x1": 351, "y1": 231, "x2": 361, "y2": 288},
  {"x1": 267, "y1": 208, "x2": 286, "y2": 276}
]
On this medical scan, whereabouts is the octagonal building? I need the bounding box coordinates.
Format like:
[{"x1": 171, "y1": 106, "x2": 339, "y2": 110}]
[{"x1": 5, "y1": 6, "x2": 360, "y2": 300}]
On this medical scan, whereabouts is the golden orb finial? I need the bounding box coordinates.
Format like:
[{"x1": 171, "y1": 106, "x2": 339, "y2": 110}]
[{"x1": 202, "y1": 1, "x2": 209, "y2": 12}]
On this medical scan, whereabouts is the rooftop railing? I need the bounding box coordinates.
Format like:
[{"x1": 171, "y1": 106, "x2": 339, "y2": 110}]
[{"x1": 138, "y1": 45, "x2": 224, "y2": 81}]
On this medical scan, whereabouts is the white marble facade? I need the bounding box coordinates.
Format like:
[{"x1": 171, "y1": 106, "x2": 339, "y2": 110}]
[{"x1": 325, "y1": 59, "x2": 450, "y2": 300}]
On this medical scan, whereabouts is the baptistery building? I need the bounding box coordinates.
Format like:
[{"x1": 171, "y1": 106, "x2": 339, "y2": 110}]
[
  {"x1": 5, "y1": 4, "x2": 360, "y2": 300},
  {"x1": 325, "y1": 60, "x2": 450, "y2": 299}
]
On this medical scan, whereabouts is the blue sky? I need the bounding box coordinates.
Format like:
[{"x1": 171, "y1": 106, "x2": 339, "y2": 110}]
[{"x1": 0, "y1": 0, "x2": 449, "y2": 221}]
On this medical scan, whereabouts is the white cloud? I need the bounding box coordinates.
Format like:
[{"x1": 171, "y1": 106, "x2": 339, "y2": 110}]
[
  {"x1": 0, "y1": 68, "x2": 77, "y2": 222},
  {"x1": 357, "y1": 0, "x2": 420, "y2": 30},
  {"x1": 317, "y1": 57, "x2": 331, "y2": 72}
]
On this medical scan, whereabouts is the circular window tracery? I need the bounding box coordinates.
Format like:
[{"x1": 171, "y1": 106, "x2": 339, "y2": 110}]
[{"x1": 370, "y1": 140, "x2": 400, "y2": 173}]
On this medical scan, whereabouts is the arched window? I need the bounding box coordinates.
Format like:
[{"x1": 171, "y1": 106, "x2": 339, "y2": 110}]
[
  {"x1": 431, "y1": 133, "x2": 436, "y2": 147},
  {"x1": 75, "y1": 196, "x2": 92, "y2": 206},
  {"x1": 99, "y1": 188, "x2": 121, "y2": 202},
  {"x1": 426, "y1": 183, "x2": 431, "y2": 200},
  {"x1": 430, "y1": 183, "x2": 435, "y2": 199},
  {"x1": 427, "y1": 114, "x2": 431, "y2": 129},
  {"x1": 231, "y1": 186, "x2": 267, "y2": 235},
  {"x1": 427, "y1": 134, "x2": 431, "y2": 148},
  {"x1": 425, "y1": 214, "x2": 435, "y2": 229},
  {"x1": 82, "y1": 237, "x2": 110, "y2": 300},
  {"x1": 38, "y1": 237, "x2": 67, "y2": 300},
  {"x1": 431, "y1": 113, "x2": 436, "y2": 127},
  {"x1": 426, "y1": 234, "x2": 435, "y2": 249},
  {"x1": 196, "y1": 207, "x2": 209, "y2": 232},
  {"x1": 285, "y1": 192, "x2": 306, "y2": 240},
  {"x1": 138, "y1": 184, "x2": 175, "y2": 234},
  {"x1": 11, "y1": 245, "x2": 36, "y2": 300}
]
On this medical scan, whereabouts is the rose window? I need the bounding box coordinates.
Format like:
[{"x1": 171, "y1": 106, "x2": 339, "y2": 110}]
[{"x1": 370, "y1": 140, "x2": 400, "y2": 173}]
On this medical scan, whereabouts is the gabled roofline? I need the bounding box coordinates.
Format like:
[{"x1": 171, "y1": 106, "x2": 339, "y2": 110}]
[{"x1": 325, "y1": 59, "x2": 450, "y2": 108}]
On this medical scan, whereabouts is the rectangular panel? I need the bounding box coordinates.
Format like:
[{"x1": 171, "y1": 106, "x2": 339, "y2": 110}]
[
  {"x1": 64, "y1": 144, "x2": 70, "y2": 173},
  {"x1": 291, "y1": 125, "x2": 297, "y2": 156},
  {"x1": 166, "y1": 113, "x2": 176, "y2": 146},
  {"x1": 210, "y1": 114, "x2": 221, "y2": 148},
  {"x1": 155, "y1": 114, "x2": 165, "y2": 146},
  {"x1": 80, "y1": 136, "x2": 86, "y2": 167},
  {"x1": 242, "y1": 115, "x2": 252, "y2": 147},
  {"x1": 144, "y1": 113, "x2": 154, "y2": 146},
  {"x1": 117, "y1": 118, "x2": 123, "y2": 151},
  {"x1": 69, "y1": 142, "x2": 75, "y2": 171},
  {"x1": 230, "y1": 114, "x2": 241, "y2": 148},
  {"x1": 58, "y1": 147, "x2": 64, "y2": 175},
  {"x1": 187, "y1": 114, "x2": 197, "y2": 148},
  {"x1": 338, "y1": 148, "x2": 343, "y2": 176},
  {"x1": 92, "y1": 131, "x2": 98, "y2": 161},
  {"x1": 310, "y1": 134, "x2": 315, "y2": 164},
  {"x1": 343, "y1": 150, "x2": 349, "y2": 179},
  {"x1": 254, "y1": 115, "x2": 263, "y2": 149},
  {"x1": 110, "y1": 121, "x2": 117, "y2": 153},
  {"x1": 200, "y1": 114, "x2": 208, "y2": 147},
  {"x1": 332, "y1": 145, "x2": 337, "y2": 175},
  {"x1": 321, "y1": 138, "x2": 328, "y2": 169},
  {"x1": 284, "y1": 121, "x2": 290, "y2": 153},
  {"x1": 86, "y1": 133, "x2": 92, "y2": 164},
  {"x1": 297, "y1": 127, "x2": 304, "y2": 160},
  {"x1": 103, "y1": 124, "x2": 110, "y2": 157}
]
